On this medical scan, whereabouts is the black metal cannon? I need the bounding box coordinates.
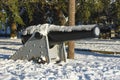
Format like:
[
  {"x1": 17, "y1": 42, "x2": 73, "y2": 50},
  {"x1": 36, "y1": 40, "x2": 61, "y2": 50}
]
[{"x1": 10, "y1": 24, "x2": 100, "y2": 63}]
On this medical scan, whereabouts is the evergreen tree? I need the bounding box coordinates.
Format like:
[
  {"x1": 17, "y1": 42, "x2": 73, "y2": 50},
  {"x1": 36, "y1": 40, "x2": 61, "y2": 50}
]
[
  {"x1": 0, "y1": 0, "x2": 24, "y2": 38},
  {"x1": 76, "y1": 0, "x2": 91, "y2": 24},
  {"x1": 0, "y1": 1, "x2": 7, "y2": 29},
  {"x1": 114, "y1": 0, "x2": 120, "y2": 25},
  {"x1": 91, "y1": 0, "x2": 104, "y2": 23}
]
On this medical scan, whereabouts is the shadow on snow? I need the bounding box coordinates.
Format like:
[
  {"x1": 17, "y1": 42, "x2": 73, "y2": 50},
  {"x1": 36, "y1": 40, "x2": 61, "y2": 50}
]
[
  {"x1": 75, "y1": 48, "x2": 120, "y2": 58},
  {"x1": 0, "y1": 54, "x2": 10, "y2": 59}
]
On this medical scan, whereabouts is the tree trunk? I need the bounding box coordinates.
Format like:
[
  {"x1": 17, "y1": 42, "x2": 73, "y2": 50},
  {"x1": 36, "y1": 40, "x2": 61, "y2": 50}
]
[
  {"x1": 67, "y1": 0, "x2": 75, "y2": 59},
  {"x1": 58, "y1": 10, "x2": 66, "y2": 25},
  {"x1": 10, "y1": 22, "x2": 17, "y2": 39}
]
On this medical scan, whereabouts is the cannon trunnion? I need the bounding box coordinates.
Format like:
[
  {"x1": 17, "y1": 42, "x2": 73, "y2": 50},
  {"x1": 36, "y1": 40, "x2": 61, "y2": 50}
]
[{"x1": 10, "y1": 24, "x2": 100, "y2": 63}]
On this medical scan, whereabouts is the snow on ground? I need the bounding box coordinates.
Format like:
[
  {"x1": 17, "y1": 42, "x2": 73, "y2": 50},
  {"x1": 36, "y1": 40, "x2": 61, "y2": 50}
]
[
  {"x1": 0, "y1": 38, "x2": 120, "y2": 80},
  {"x1": 75, "y1": 38, "x2": 120, "y2": 53}
]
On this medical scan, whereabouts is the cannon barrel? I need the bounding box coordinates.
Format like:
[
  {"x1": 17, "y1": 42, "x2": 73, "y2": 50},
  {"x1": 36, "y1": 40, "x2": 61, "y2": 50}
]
[
  {"x1": 21, "y1": 24, "x2": 100, "y2": 45},
  {"x1": 48, "y1": 27, "x2": 99, "y2": 45}
]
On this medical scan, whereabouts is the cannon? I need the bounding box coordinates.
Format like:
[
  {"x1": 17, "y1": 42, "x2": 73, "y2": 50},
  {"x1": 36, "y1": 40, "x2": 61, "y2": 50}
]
[{"x1": 10, "y1": 24, "x2": 100, "y2": 63}]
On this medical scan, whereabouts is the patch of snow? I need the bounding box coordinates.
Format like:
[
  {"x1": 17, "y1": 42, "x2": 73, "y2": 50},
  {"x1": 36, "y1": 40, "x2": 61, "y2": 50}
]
[
  {"x1": 22, "y1": 24, "x2": 97, "y2": 36},
  {"x1": 75, "y1": 39, "x2": 120, "y2": 52},
  {"x1": 0, "y1": 38, "x2": 120, "y2": 80}
]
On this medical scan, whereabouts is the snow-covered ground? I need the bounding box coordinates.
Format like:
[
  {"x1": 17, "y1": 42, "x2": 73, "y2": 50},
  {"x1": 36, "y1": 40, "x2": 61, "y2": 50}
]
[
  {"x1": 0, "y1": 38, "x2": 120, "y2": 80},
  {"x1": 75, "y1": 38, "x2": 120, "y2": 52}
]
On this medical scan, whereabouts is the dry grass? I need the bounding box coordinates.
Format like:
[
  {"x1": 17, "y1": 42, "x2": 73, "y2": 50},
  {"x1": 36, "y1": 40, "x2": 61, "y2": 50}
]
[{"x1": 91, "y1": 50, "x2": 120, "y2": 54}]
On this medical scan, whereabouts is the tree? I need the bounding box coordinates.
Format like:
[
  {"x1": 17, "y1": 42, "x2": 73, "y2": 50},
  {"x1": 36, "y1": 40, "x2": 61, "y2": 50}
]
[
  {"x1": 52, "y1": 1, "x2": 67, "y2": 25},
  {"x1": 19, "y1": 0, "x2": 67, "y2": 26},
  {"x1": 76, "y1": 0, "x2": 103, "y2": 24},
  {"x1": 0, "y1": 1, "x2": 7, "y2": 30},
  {"x1": 111, "y1": 0, "x2": 120, "y2": 25},
  {"x1": 67, "y1": 0, "x2": 75, "y2": 59},
  {"x1": 76, "y1": 0, "x2": 91, "y2": 24},
  {"x1": 0, "y1": 0, "x2": 24, "y2": 38}
]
